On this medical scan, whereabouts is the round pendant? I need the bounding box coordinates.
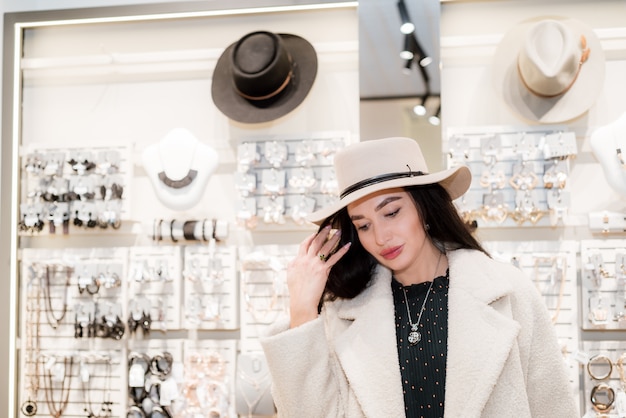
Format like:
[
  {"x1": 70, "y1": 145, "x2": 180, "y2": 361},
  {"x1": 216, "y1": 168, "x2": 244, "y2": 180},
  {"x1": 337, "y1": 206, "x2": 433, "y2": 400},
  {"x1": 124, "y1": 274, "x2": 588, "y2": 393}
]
[{"x1": 408, "y1": 330, "x2": 421, "y2": 345}]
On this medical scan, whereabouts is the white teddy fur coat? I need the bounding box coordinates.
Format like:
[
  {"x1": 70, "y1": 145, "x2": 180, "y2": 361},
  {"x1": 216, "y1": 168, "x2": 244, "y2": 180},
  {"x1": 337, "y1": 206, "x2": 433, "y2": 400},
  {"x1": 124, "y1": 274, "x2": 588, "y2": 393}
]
[{"x1": 261, "y1": 249, "x2": 579, "y2": 418}]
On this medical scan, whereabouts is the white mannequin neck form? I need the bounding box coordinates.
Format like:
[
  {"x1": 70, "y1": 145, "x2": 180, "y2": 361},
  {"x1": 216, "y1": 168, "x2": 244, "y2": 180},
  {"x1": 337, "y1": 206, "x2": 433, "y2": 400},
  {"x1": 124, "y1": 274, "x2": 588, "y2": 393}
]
[
  {"x1": 590, "y1": 111, "x2": 626, "y2": 197},
  {"x1": 142, "y1": 128, "x2": 219, "y2": 210}
]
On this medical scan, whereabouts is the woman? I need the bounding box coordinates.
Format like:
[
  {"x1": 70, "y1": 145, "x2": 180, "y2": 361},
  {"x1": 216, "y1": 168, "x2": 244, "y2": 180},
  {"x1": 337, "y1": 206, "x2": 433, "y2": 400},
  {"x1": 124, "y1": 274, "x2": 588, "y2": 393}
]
[{"x1": 260, "y1": 137, "x2": 577, "y2": 417}]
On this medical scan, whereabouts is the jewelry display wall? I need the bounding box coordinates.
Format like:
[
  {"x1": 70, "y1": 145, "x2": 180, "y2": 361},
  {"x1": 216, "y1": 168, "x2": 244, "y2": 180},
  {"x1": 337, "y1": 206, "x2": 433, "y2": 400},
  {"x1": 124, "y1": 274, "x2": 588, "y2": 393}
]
[
  {"x1": 446, "y1": 127, "x2": 577, "y2": 228},
  {"x1": 2, "y1": 2, "x2": 361, "y2": 417},
  {"x1": 234, "y1": 131, "x2": 350, "y2": 229}
]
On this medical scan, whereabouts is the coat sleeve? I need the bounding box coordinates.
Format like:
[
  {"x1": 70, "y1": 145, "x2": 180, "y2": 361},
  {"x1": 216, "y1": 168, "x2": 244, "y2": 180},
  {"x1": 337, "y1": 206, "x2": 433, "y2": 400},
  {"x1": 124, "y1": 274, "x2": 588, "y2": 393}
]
[
  {"x1": 260, "y1": 315, "x2": 345, "y2": 418},
  {"x1": 516, "y1": 274, "x2": 580, "y2": 418}
]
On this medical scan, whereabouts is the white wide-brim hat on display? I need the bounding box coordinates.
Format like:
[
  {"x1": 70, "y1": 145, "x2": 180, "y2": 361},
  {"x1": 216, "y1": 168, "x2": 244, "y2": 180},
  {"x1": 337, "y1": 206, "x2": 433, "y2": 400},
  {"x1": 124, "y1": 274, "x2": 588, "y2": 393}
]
[
  {"x1": 306, "y1": 137, "x2": 472, "y2": 225},
  {"x1": 492, "y1": 16, "x2": 605, "y2": 124}
]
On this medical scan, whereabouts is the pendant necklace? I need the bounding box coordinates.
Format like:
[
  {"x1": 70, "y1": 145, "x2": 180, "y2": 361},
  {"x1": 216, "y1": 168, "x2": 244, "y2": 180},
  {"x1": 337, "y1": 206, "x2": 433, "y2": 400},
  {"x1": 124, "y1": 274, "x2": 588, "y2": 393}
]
[{"x1": 402, "y1": 251, "x2": 442, "y2": 346}]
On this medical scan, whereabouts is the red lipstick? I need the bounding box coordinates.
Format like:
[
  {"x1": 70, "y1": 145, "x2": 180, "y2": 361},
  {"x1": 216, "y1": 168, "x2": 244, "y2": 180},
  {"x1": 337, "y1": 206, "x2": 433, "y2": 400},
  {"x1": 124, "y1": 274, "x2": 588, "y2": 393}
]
[{"x1": 380, "y1": 245, "x2": 402, "y2": 260}]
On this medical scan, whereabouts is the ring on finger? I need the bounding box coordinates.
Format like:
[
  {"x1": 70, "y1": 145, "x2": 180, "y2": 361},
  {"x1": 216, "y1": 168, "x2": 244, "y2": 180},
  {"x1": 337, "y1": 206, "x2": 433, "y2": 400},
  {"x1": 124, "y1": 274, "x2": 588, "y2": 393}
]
[{"x1": 319, "y1": 254, "x2": 327, "y2": 262}]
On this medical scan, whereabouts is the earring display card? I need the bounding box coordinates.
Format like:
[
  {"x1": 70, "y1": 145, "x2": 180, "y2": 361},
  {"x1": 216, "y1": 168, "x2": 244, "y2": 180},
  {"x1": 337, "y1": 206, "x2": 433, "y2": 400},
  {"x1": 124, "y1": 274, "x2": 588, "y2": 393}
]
[
  {"x1": 238, "y1": 245, "x2": 297, "y2": 353},
  {"x1": 444, "y1": 127, "x2": 577, "y2": 229},
  {"x1": 182, "y1": 244, "x2": 238, "y2": 330},
  {"x1": 128, "y1": 246, "x2": 183, "y2": 332},
  {"x1": 581, "y1": 240, "x2": 626, "y2": 331}
]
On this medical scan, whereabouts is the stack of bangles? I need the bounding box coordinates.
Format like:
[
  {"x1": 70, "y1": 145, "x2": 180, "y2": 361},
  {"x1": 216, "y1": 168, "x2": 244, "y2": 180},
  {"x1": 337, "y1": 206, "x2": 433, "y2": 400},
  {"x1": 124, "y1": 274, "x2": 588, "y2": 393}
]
[{"x1": 587, "y1": 354, "x2": 616, "y2": 414}]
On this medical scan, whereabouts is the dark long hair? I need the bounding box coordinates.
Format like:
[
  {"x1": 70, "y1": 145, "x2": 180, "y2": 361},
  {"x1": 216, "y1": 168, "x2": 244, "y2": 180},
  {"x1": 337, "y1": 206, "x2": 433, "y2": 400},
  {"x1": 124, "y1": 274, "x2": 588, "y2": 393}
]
[{"x1": 318, "y1": 183, "x2": 488, "y2": 305}]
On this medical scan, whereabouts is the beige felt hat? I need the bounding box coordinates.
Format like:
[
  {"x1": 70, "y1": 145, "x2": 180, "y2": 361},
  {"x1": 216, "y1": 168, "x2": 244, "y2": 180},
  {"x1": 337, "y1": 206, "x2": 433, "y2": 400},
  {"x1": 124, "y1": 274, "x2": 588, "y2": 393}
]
[
  {"x1": 492, "y1": 16, "x2": 605, "y2": 124},
  {"x1": 306, "y1": 137, "x2": 472, "y2": 225}
]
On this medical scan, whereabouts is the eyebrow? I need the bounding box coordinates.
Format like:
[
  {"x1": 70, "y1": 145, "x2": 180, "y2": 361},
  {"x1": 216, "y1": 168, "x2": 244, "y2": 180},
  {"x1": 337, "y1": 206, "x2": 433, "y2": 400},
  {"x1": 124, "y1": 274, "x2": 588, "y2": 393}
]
[{"x1": 350, "y1": 196, "x2": 402, "y2": 221}]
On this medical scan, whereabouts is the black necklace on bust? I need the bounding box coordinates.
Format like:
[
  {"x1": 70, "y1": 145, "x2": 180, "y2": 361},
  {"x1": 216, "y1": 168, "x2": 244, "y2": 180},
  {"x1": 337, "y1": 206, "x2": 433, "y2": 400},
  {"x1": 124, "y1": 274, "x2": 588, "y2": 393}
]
[{"x1": 158, "y1": 169, "x2": 198, "y2": 189}]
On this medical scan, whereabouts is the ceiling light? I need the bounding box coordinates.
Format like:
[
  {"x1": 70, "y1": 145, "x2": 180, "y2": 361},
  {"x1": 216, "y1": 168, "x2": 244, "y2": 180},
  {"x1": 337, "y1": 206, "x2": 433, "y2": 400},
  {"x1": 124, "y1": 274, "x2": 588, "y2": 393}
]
[
  {"x1": 413, "y1": 94, "x2": 428, "y2": 116},
  {"x1": 419, "y1": 56, "x2": 433, "y2": 67},
  {"x1": 413, "y1": 104, "x2": 427, "y2": 116},
  {"x1": 397, "y1": 0, "x2": 415, "y2": 34},
  {"x1": 428, "y1": 105, "x2": 441, "y2": 126},
  {"x1": 399, "y1": 34, "x2": 414, "y2": 60}
]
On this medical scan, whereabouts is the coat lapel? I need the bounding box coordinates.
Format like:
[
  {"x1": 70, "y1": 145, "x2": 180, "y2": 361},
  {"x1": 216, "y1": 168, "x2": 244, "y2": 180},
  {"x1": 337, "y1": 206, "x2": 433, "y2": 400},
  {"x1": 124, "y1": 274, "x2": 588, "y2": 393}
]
[
  {"x1": 444, "y1": 250, "x2": 521, "y2": 417},
  {"x1": 333, "y1": 266, "x2": 406, "y2": 418}
]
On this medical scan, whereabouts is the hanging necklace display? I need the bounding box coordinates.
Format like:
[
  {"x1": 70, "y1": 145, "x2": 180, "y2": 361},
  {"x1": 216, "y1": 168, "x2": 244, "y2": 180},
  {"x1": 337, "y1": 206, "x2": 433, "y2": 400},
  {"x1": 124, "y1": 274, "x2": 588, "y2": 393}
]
[
  {"x1": 43, "y1": 355, "x2": 74, "y2": 418},
  {"x1": 532, "y1": 256, "x2": 567, "y2": 323},
  {"x1": 401, "y1": 252, "x2": 442, "y2": 346},
  {"x1": 21, "y1": 269, "x2": 41, "y2": 416},
  {"x1": 81, "y1": 355, "x2": 113, "y2": 418},
  {"x1": 41, "y1": 264, "x2": 72, "y2": 330},
  {"x1": 236, "y1": 353, "x2": 273, "y2": 418}
]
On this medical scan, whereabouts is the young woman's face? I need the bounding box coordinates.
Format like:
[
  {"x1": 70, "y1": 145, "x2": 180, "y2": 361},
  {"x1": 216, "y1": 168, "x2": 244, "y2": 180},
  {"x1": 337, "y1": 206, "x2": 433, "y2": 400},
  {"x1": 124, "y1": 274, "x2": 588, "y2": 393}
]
[{"x1": 347, "y1": 187, "x2": 428, "y2": 278}]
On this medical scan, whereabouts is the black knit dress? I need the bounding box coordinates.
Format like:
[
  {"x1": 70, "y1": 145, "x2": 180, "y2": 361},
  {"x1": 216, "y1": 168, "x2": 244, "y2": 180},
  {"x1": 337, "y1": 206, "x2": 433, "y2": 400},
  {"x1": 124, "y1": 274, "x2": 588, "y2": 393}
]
[{"x1": 391, "y1": 270, "x2": 449, "y2": 418}]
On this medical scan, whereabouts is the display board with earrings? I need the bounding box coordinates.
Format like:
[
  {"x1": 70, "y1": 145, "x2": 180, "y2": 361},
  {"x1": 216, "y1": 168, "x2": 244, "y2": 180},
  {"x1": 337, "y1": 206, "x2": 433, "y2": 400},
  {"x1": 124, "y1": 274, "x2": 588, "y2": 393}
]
[
  {"x1": 234, "y1": 131, "x2": 351, "y2": 229},
  {"x1": 19, "y1": 145, "x2": 132, "y2": 235},
  {"x1": 580, "y1": 240, "x2": 626, "y2": 331},
  {"x1": 445, "y1": 126, "x2": 578, "y2": 228}
]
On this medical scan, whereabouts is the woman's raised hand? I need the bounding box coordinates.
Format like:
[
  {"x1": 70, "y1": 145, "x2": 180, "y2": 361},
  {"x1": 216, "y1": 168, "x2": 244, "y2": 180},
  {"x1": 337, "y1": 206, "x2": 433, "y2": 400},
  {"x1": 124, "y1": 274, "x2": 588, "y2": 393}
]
[{"x1": 287, "y1": 225, "x2": 351, "y2": 328}]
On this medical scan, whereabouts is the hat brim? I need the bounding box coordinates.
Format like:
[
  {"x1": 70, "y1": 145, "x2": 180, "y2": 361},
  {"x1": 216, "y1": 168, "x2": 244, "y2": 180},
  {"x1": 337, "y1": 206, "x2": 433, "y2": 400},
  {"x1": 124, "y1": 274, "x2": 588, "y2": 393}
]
[
  {"x1": 492, "y1": 16, "x2": 605, "y2": 124},
  {"x1": 306, "y1": 165, "x2": 472, "y2": 225},
  {"x1": 211, "y1": 33, "x2": 318, "y2": 124}
]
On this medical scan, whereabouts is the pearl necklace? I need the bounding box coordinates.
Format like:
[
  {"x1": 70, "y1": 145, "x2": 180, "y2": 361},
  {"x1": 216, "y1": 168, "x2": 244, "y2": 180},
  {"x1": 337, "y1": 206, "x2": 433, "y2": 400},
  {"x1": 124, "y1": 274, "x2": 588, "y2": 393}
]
[{"x1": 401, "y1": 252, "x2": 442, "y2": 346}]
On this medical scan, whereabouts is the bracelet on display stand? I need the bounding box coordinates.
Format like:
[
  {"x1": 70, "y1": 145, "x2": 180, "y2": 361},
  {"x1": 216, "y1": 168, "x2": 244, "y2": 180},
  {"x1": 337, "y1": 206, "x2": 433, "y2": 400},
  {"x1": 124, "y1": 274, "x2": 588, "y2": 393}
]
[
  {"x1": 183, "y1": 220, "x2": 196, "y2": 241},
  {"x1": 170, "y1": 219, "x2": 178, "y2": 243},
  {"x1": 591, "y1": 382, "x2": 615, "y2": 413},
  {"x1": 587, "y1": 354, "x2": 613, "y2": 381}
]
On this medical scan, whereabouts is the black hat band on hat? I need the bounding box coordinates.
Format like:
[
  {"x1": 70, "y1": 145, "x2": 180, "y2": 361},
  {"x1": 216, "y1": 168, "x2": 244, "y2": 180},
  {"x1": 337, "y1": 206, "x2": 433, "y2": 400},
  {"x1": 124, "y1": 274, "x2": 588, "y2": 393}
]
[
  {"x1": 340, "y1": 169, "x2": 426, "y2": 199},
  {"x1": 231, "y1": 31, "x2": 295, "y2": 101},
  {"x1": 235, "y1": 67, "x2": 293, "y2": 101}
]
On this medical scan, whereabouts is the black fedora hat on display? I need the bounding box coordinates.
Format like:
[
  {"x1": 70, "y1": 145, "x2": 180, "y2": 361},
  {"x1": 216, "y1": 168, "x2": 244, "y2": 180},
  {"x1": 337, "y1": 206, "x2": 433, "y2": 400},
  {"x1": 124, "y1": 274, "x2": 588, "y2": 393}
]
[{"x1": 211, "y1": 31, "x2": 318, "y2": 124}]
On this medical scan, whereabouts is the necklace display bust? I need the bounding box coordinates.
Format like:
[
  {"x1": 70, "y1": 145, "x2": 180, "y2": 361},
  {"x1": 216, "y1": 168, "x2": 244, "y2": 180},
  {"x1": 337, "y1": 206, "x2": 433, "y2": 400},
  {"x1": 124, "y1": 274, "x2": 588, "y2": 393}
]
[
  {"x1": 591, "y1": 112, "x2": 626, "y2": 197},
  {"x1": 142, "y1": 128, "x2": 218, "y2": 210}
]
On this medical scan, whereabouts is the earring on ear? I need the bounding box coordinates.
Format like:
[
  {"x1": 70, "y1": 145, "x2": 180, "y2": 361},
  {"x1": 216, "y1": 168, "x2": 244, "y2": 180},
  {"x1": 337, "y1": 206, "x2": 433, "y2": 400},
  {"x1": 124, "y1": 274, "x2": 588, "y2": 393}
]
[{"x1": 424, "y1": 223, "x2": 430, "y2": 231}]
